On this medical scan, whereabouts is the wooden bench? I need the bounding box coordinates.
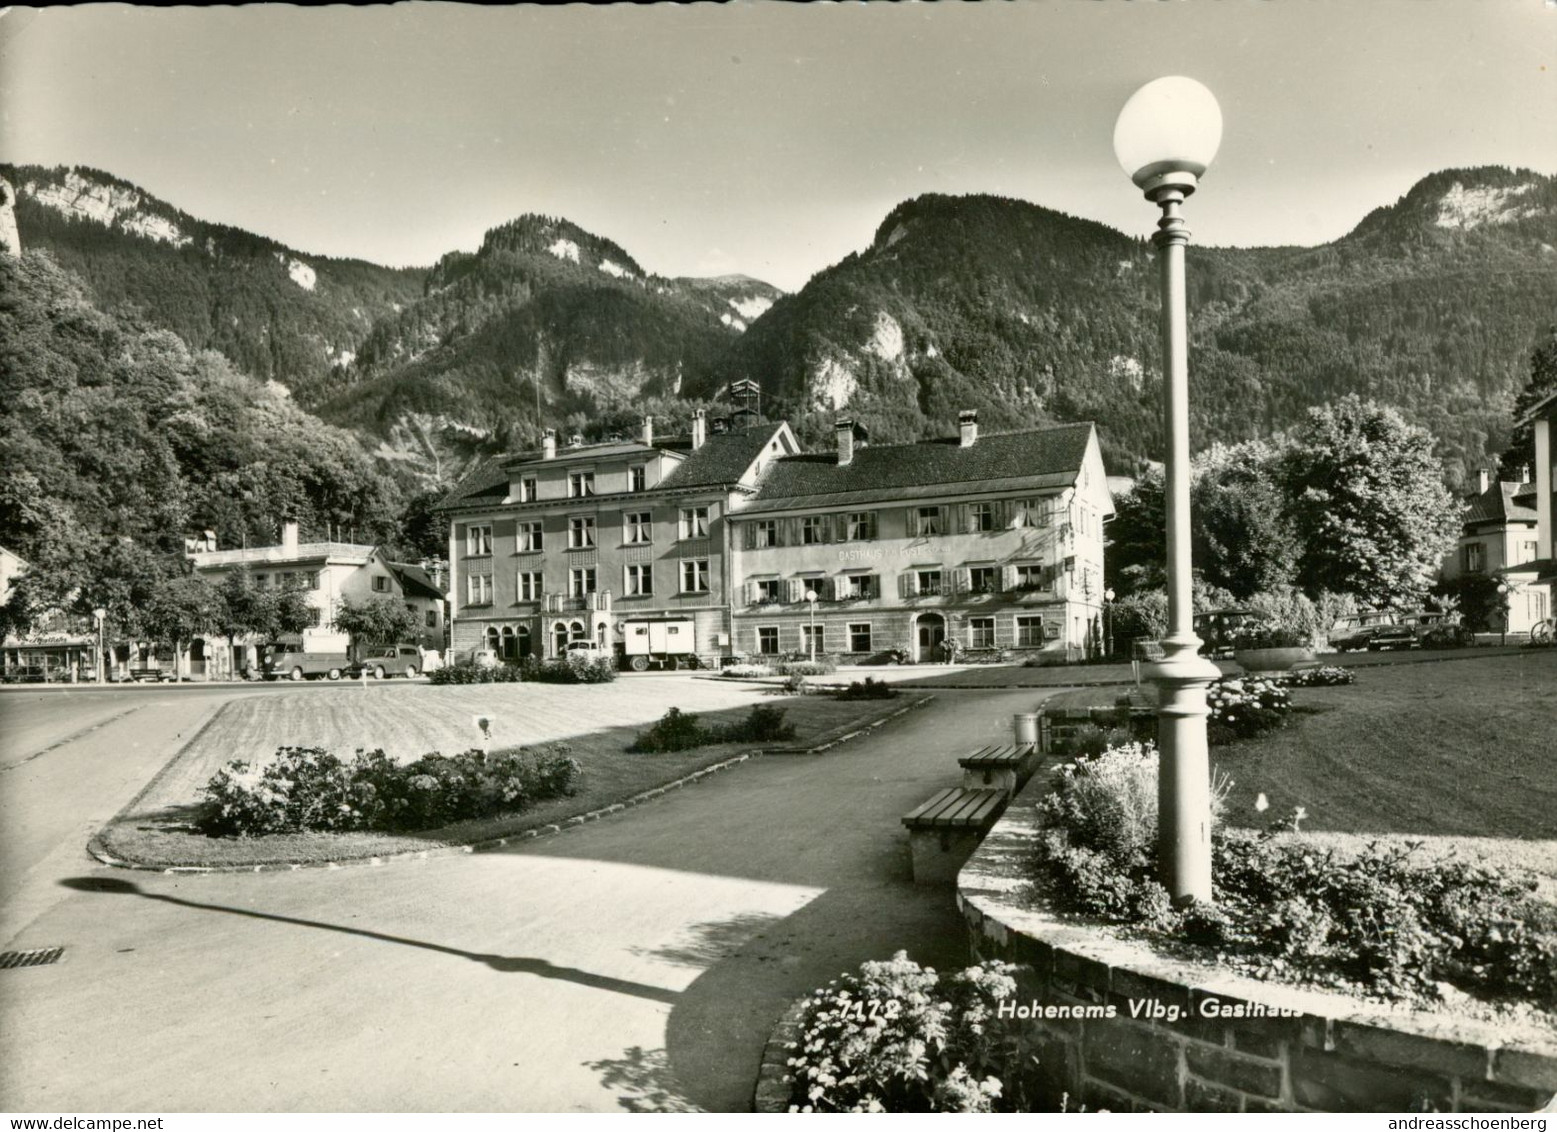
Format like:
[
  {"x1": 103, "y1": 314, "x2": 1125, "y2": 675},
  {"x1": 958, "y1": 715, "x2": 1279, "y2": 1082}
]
[
  {"x1": 957, "y1": 743, "x2": 1040, "y2": 797},
  {"x1": 901, "y1": 787, "x2": 1007, "y2": 885}
]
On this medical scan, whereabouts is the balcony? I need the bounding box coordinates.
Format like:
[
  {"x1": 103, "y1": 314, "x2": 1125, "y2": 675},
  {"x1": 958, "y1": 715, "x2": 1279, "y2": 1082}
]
[{"x1": 542, "y1": 591, "x2": 613, "y2": 614}]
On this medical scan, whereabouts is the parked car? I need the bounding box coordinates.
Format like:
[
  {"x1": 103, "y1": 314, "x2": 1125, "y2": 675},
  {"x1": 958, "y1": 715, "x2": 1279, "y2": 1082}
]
[
  {"x1": 1364, "y1": 622, "x2": 1417, "y2": 651},
  {"x1": 1398, "y1": 611, "x2": 1476, "y2": 648},
  {"x1": 562, "y1": 640, "x2": 614, "y2": 664},
  {"x1": 262, "y1": 647, "x2": 350, "y2": 681},
  {"x1": 1328, "y1": 611, "x2": 1397, "y2": 652},
  {"x1": 348, "y1": 644, "x2": 424, "y2": 679},
  {"x1": 1193, "y1": 608, "x2": 1274, "y2": 658}
]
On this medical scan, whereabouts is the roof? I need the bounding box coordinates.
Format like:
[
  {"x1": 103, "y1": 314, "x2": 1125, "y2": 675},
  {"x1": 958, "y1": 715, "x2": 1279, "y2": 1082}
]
[
  {"x1": 436, "y1": 423, "x2": 787, "y2": 510},
  {"x1": 188, "y1": 542, "x2": 377, "y2": 569},
  {"x1": 742, "y1": 422, "x2": 1095, "y2": 510},
  {"x1": 387, "y1": 562, "x2": 444, "y2": 601},
  {"x1": 1463, "y1": 481, "x2": 1539, "y2": 526},
  {"x1": 1515, "y1": 387, "x2": 1557, "y2": 425},
  {"x1": 658, "y1": 424, "x2": 786, "y2": 490}
]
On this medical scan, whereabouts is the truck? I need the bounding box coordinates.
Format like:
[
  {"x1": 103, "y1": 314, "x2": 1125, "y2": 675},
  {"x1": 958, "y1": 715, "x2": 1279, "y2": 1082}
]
[
  {"x1": 621, "y1": 618, "x2": 698, "y2": 671},
  {"x1": 262, "y1": 642, "x2": 352, "y2": 681}
]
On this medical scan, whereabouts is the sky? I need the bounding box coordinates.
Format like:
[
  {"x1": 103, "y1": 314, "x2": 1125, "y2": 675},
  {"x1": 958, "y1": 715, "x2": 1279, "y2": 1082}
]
[{"x1": 1, "y1": 1, "x2": 1553, "y2": 292}]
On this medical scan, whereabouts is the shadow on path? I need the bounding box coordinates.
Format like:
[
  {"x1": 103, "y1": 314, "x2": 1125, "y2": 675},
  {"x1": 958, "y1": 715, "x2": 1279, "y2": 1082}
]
[{"x1": 58, "y1": 876, "x2": 678, "y2": 1005}]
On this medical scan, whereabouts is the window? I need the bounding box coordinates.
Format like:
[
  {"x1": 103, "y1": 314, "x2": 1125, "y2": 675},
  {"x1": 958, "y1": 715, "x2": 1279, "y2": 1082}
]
[
  {"x1": 1016, "y1": 615, "x2": 1044, "y2": 647},
  {"x1": 466, "y1": 524, "x2": 493, "y2": 555},
  {"x1": 1518, "y1": 539, "x2": 1539, "y2": 566},
  {"x1": 754, "y1": 519, "x2": 780, "y2": 548},
  {"x1": 681, "y1": 559, "x2": 710, "y2": 593},
  {"x1": 1014, "y1": 498, "x2": 1049, "y2": 528},
  {"x1": 845, "y1": 512, "x2": 877, "y2": 541},
  {"x1": 307, "y1": 607, "x2": 322, "y2": 628},
  {"x1": 372, "y1": 575, "x2": 391, "y2": 593},
  {"x1": 568, "y1": 470, "x2": 596, "y2": 498},
  {"x1": 466, "y1": 573, "x2": 492, "y2": 605},
  {"x1": 757, "y1": 626, "x2": 780, "y2": 656},
  {"x1": 569, "y1": 516, "x2": 596, "y2": 549},
  {"x1": 253, "y1": 572, "x2": 269, "y2": 589},
  {"x1": 628, "y1": 465, "x2": 647, "y2": 493},
  {"x1": 570, "y1": 567, "x2": 597, "y2": 596},
  {"x1": 969, "y1": 616, "x2": 996, "y2": 649},
  {"x1": 1013, "y1": 563, "x2": 1048, "y2": 590},
  {"x1": 754, "y1": 578, "x2": 782, "y2": 603},
  {"x1": 843, "y1": 574, "x2": 879, "y2": 600},
  {"x1": 520, "y1": 477, "x2": 538, "y2": 503},
  {"x1": 680, "y1": 506, "x2": 710, "y2": 539},
  {"x1": 302, "y1": 572, "x2": 319, "y2": 591},
  {"x1": 1462, "y1": 543, "x2": 1485, "y2": 573},
  {"x1": 849, "y1": 623, "x2": 872, "y2": 653},
  {"x1": 624, "y1": 564, "x2": 654, "y2": 596},
  {"x1": 913, "y1": 507, "x2": 942, "y2": 537},
  {"x1": 426, "y1": 609, "x2": 439, "y2": 628},
  {"x1": 625, "y1": 512, "x2": 652, "y2": 545},
  {"x1": 801, "y1": 624, "x2": 825, "y2": 654},
  {"x1": 969, "y1": 566, "x2": 999, "y2": 594},
  {"x1": 801, "y1": 516, "x2": 826, "y2": 545},
  {"x1": 916, "y1": 569, "x2": 943, "y2": 596},
  {"x1": 968, "y1": 502, "x2": 997, "y2": 532},
  {"x1": 517, "y1": 571, "x2": 542, "y2": 601},
  {"x1": 518, "y1": 521, "x2": 544, "y2": 552}
]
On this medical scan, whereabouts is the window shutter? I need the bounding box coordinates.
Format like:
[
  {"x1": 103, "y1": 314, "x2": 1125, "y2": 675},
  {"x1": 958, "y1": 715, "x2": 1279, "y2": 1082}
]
[
  {"x1": 1002, "y1": 565, "x2": 1018, "y2": 591},
  {"x1": 956, "y1": 567, "x2": 971, "y2": 595},
  {"x1": 787, "y1": 578, "x2": 803, "y2": 603},
  {"x1": 938, "y1": 506, "x2": 950, "y2": 534},
  {"x1": 906, "y1": 508, "x2": 920, "y2": 538},
  {"x1": 742, "y1": 522, "x2": 755, "y2": 550}
]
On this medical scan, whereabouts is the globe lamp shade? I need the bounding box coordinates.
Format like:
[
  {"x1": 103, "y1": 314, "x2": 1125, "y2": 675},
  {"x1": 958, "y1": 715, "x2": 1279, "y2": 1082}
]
[{"x1": 1113, "y1": 77, "x2": 1223, "y2": 192}]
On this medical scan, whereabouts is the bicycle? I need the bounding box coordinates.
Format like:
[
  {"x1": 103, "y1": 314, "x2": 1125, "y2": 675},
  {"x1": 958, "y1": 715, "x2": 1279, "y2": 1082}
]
[{"x1": 1533, "y1": 618, "x2": 1555, "y2": 646}]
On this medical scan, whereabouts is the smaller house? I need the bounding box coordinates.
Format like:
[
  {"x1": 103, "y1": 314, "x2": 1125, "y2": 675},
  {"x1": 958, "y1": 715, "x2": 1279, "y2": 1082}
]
[
  {"x1": 1502, "y1": 389, "x2": 1557, "y2": 632},
  {"x1": 1441, "y1": 468, "x2": 1545, "y2": 633},
  {"x1": 0, "y1": 547, "x2": 103, "y2": 683}
]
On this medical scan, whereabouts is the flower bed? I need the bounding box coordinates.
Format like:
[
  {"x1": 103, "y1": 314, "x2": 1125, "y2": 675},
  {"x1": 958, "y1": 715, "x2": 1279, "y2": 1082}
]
[
  {"x1": 1030, "y1": 742, "x2": 1557, "y2": 1011},
  {"x1": 626, "y1": 704, "x2": 796, "y2": 753},
  {"x1": 784, "y1": 952, "x2": 1043, "y2": 1112},
  {"x1": 428, "y1": 655, "x2": 617, "y2": 685},
  {"x1": 196, "y1": 744, "x2": 581, "y2": 836},
  {"x1": 831, "y1": 676, "x2": 898, "y2": 701},
  {"x1": 1206, "y1": 675, "x2": 1291, "y2": 743},
  {"x1": 1281, "y1": 664, "x2": 1356, "y2": 687}
]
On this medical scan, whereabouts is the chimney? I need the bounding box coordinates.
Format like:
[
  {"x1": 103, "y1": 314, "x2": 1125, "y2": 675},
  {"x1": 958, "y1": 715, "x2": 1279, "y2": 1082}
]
[
  {"x1": 692, "y1": 409, "x2": 707, "y2": 451},
  {"x1": 1477, "y1": 468, "x2": 1491, "y2": 495},
  {"x1": 642, "y1": 415, "x2": 654, "y2": 448},
  {"x1": 836, "y1": 418, "x2": 857, "y2": 467},
  {"x1": 281, "y1": 521, "x2": 299, "y2": 554},
  {"x1": 959, "y1": 410, "x2": 979, "y2": 448},
  {"x1": 542, "y1": 428, "x2": 557, "y2": 460},
  {"x1": 1519, "y1": 464, "x2": 1531, "y2": 485}
]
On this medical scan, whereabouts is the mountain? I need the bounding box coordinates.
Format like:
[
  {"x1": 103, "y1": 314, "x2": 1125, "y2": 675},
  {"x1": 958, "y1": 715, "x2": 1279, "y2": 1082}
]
[
  {"x1": 0, "y1": 250, "x2": 411, "y2": 615},
  {"x1": 702, "y1": 167, "x2": 1557, "y2": 482},
  {"x1": 0, "y1": 164, "x2": 426, "y2": 407},
  {"x1": 311, "y1": 214, "x2": 783, "y2": 478}
]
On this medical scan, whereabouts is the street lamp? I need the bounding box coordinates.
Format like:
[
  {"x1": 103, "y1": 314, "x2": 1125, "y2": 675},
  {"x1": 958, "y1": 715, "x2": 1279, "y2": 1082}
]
[
  {"x1": 1497, "y1": 580, "x2": 1512, "y2": 646},
  {"x1": 93, "y1": 608, "x2": 107, "y2": 684},
  {"x1": 804, "y1": 589, "x2": 819, "y2": 662},
  {"x1": 1104, "y1": 587, "x2": 1116, "y2": 659},
  {"x1": 1114, "y1": 76, "x2": 1225, "y2": 906}
]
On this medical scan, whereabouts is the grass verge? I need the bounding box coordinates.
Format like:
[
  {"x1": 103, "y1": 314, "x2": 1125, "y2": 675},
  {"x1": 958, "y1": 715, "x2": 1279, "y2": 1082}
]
[{"x1": 94, "y1": 688, "x2": 920, "y2": 869}]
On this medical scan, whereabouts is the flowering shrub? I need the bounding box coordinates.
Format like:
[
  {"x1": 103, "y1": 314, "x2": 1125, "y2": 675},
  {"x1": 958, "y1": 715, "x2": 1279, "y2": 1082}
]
[
  {"x1": 1035, "y1": 742, "x2": 1227, "y2": 929},
  {"x1": 1282, "y1": 665, "x2": 1356, "y2": 687},
  {"x1": 196, "y1": 744, "x2": 580, "y2": 836},
  {"x1": 832, "y1": 677, "x2": 898, "y2": 701},
  {"x1": 1032, "y1": 750, "x2": 1557, "y2": 1008},
  {"x1": 1230, "y1": 625, "x2": 1308, "y2": 650},
  {"x1": 1206, "y1": 675, "x2": 1291, "y2": 743},
  {"x1": 428, "y1": 661, "x2": 525, "y2": 685},
  {"x1": 719, "y1": 663, "x2": 776, "y2": 678},
  {"x1": 627, "y1": 704, "x2": 796, "y2": 753},
  {"x1": 777, "y1": 659, "x2": 836, "y2": 676},
  {"x1": 786, "y1": 952, "x2": 1038, "y2": 1112},
  {"x1": 1050, "y1": 723, "x2": 1133, "y2": 760},
  {"x1": 521, "y1": 654, "x2": 618, "y2": 684}
]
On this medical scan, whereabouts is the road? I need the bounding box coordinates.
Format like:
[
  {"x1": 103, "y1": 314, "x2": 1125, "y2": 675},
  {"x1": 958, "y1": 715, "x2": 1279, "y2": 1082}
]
[{"x1": 0, "y1": 678, "x2": 1055, "y2": 1112}]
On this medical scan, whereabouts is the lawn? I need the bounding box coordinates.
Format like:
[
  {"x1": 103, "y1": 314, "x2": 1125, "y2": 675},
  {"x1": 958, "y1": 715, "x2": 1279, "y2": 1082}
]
[{"x1": 96, "y1": 679, "x2": 921, "y2": 869}]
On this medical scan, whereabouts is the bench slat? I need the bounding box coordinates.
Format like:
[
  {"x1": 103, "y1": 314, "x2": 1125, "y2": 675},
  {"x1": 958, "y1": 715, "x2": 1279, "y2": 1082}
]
[{"x1": 902, "y1": 788, "x2": 960, "y2": 826}]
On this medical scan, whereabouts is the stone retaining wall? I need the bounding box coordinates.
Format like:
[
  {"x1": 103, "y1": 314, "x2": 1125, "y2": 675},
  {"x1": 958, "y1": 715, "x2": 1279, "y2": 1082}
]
[{"x1": 956, "y1": 785, "x2": 1557, "y2": 1113}]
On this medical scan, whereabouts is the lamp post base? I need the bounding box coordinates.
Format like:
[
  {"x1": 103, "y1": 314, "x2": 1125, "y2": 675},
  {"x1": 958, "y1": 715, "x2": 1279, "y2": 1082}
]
[{"x1": 1144, "y1": 635, "x2": 1221, "y2": 906}]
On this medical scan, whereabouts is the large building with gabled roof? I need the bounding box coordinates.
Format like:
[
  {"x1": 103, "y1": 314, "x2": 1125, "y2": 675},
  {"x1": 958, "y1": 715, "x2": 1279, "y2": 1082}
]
[{"x1": 437, "y1": 408, "x2": 1112, "y2": 668}]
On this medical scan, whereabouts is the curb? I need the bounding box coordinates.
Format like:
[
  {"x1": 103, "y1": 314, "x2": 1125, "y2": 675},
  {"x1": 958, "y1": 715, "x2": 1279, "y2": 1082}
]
[
  {"x1": 753, "y1": 993, "x2": 812, "y2": 1113},
  {"x1": 86, "y1": 696, "x2": 933, "y2": 876}
]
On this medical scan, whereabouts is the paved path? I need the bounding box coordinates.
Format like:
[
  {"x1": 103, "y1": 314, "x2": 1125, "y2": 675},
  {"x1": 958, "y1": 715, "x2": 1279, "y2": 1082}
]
[{"x1": 0, "y1": 686, "x2": 1053, "y2": 1112}]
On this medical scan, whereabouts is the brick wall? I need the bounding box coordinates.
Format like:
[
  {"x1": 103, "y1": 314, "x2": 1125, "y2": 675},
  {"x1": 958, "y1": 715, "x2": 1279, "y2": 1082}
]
[{"x1": 957, "y1": 791, "x2": 1557, "y2": 1113}]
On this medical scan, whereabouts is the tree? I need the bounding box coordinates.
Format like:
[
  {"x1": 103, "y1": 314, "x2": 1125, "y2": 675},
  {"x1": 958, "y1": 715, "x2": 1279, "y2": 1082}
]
[
  {"x1": 1283, "y1": 396, "x2": 1460, "y2": 608},
  {"x1": 1104, "y1": 469, "x2": 1166, "y2": 596},
  {"x1": 332, "y1": 594, "x2": 419, "y2": 660},
  {"x1": 213, "y1": 570, "x2": 314, "y2": 645},
  {"x1": 1499, "y1": 327, "x2": 1557, "y2": 479},
  {"x1": 140, "y1": 571, "x2": 221, "y2": 680},
  {"x1": 1191, "y1": 441, "x2": 1300, "y2": 599}
]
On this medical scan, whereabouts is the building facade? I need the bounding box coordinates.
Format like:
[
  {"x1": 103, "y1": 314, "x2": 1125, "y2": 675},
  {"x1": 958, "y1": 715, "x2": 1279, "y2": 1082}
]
[
  {"x1": 439, "y1": 411, "x2": 1113, "y2": 667},
  {"x1": 439, "y1": 414, "x2": 800, "y2": 664},
  {"x1": 187, "y1": 522, "x2": 446, "y2": 676},
  {"x1": 728, "y1": 414, "x2": 1112, "y2": 664},
  {"x1": 1502, "y1": 390, "x2": 1557, "y2": 632},
  {"x1": 1440, "y1": 469, "x2": 1547, "y2": 633}
]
